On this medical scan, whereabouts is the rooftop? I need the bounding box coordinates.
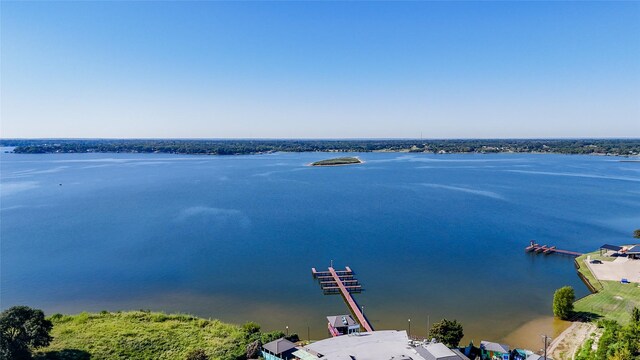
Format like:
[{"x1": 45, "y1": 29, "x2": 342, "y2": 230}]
[
  {"x1": 416, "y1": 342, "x2": 469, "y2": 360},
  {"x1": 327, "y1": 315, "x2": 358, "y2": 328},
  {"x1": 600, "y1": 244, "x2": 623, "y2": 252},
  {"x1": 480, "y1": 341, "x2": 510, "y2": 353},
  {"x1": 263, "y1": 338, "x2": 298, "y2": 355},
  {"x1": 301, "y1": 330, "x2": 418, "y2": 360}
]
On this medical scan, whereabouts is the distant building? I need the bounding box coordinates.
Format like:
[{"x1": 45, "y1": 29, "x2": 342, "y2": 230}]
[
  {"x1": 262, "y1": 338, "x2": 298, "y2": 360},
  {"x1": 326, "y1": 315, "x2": 360, "y2": 336},
  {"x1": 415, "y1": 341, "x2": 470, "y2": 360},
  {"x1": 480, "y1": 341, "x2": 510, "y2": 360}
]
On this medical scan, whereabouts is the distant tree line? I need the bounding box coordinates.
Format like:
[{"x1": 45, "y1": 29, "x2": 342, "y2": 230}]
[{"x1": 2, "y1": 139, "x2": 640, "y2": 156}]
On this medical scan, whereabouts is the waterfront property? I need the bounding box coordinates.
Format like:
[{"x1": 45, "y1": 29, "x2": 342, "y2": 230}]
[
  {"x1": 264, "y1": 332, "x2": 542, "y2": 360},
  {"x1": 480, "y1": 341, "x2": 510, "y2": 360},
  {"x1": 262, "y1": 338, "x2": 298, "y2": 360},
  {"x1": 415, "y1": 341, "x2": 470, "y2": 360},
  {"x1": 574, "y1": 248, "x2": 640, "y2": 324},
  {"x1": 598, "y1": 244, "x2": 623, "y2": 256}
]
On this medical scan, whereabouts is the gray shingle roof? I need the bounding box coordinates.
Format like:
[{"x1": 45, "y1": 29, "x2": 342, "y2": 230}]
[
  {"x1": 263, "y1": 338, "x2": 297, "y2": 355},
  {"x1": 481, "y1": 341, "x2": 510, "y2": 353}
]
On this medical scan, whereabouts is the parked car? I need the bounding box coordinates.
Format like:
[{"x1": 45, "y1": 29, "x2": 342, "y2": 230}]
[{"x1": 590, "y1": 259, "x2": 603, "y2": 264}]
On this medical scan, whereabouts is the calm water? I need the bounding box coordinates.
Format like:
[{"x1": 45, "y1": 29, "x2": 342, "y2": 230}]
[{"x1": 2, "y1": 151, "x2": 639, "y2": 347}]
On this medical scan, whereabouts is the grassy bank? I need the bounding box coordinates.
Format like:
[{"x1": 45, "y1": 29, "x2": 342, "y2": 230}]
[
  {"x1": 573, "y1": 252, "x2": 640, "y2": 324},
  {"x1": 34, "y1": 311, "x2": 272, "y2": 360}
]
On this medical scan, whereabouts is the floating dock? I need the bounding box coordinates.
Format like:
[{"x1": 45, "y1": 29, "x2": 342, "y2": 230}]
[
  {"x1": 526, "y1": 242, "x2": 582, "y2": 257},
  {"x1": 312, "y1": 266, "x2": 373, "y2": 332}
]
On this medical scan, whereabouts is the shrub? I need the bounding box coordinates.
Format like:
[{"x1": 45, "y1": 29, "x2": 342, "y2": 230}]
[
  {"x1": 185, "y1": 349, "x2": 209, "y2": 360},
  {"x1": 0, "y1": 306, "x2": 53, "y2": 360}
]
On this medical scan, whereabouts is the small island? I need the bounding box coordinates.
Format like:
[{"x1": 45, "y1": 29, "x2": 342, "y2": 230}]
[{"x1": 311, "y1": 157, "x2": 363, "y2": 166}]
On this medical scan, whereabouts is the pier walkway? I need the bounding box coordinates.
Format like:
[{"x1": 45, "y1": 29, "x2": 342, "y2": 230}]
[
  {"x1": 312, "y1": 266, "x2": 373, "y2": 333},
  {"x1": 526, "y1": 242, "x2": 582, "y2": 257}
]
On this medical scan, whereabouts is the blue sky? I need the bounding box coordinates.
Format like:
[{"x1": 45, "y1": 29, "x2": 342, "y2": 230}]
[{"x1": 2, "y1": 1, "x2": 639, "y2": 138}]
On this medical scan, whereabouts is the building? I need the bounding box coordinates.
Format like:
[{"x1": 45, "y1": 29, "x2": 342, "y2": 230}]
[
  {"x1": 415, "y1": 341, "x2": 470, "y2": 360},
  {"x1": 327, "y1": 315, "x2": 360, "y2": 336},
  {"x1": 293, "y1": 330, "x2": 420, "y2": 360},
  {"x1": 599, "y1": 244, "x2": 623, "y2": 256},
  {"x1": 262, "y1": 338, "x2": 298, "y2": 360},
  {"x1": 480, "y1": 341, "x2": 510, "y2": 360},
  {"x1": 626, "y1": 245, "x2": 640, "y2": 260},
  {"x1": 525, "y1": 354, "x2": 552, "y2": 360}
]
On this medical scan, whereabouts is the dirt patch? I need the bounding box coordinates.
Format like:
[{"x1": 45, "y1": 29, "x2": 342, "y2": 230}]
[{"x1": 547, "y1": 322, "x2": 597, "y2": 360}]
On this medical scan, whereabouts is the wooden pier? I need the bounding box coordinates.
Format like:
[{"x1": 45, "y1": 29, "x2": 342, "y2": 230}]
[
  {"x1": 526, "y1": 242, "x2": 582, "y2": 257},
  {"x1": 312, "y1": 266, "x2": 374, "y2": 333}
]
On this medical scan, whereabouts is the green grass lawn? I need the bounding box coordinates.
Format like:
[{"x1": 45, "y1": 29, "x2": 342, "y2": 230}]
[
  {"x1": 35, "y1": 311, "x2": 250, "y2": 360},
  {"x1": 573, "y1": 252, "x2": 640, "y2": 325}
]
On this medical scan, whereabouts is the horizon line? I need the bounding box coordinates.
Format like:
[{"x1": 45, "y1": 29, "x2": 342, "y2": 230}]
[{"x1": 2, "y1": 137, "x2": 640, "y2": 141}]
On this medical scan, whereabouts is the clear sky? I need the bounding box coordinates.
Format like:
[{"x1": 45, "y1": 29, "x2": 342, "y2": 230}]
[{"x1": 1, "y1": 1, "x2": 639, "y2": 139}]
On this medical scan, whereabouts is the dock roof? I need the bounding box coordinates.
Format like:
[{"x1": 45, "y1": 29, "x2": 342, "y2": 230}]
[
  {"x1": 327, "y1": 315, "x2": 358, "y2": 328},
  {"x1": 601, "y1": 244, "x2": 623, "y2": 251}
]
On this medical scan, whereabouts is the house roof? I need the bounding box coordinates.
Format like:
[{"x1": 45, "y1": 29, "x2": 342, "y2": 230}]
[
  {"x1": 600, "y1": 244, "x2": 622, "y2": 251},
  {"x1": 327, "y1": 315, "x2": 358, "y2": 328},
  {"x1": 526, "y1": 354, "x2": 552, "y2": 360},
  {"x1": 303, "y1": 330, "x2": 415, "y2": 360},
  {"x1": 416, "y1": 342, "x2": 469, "y2": 360},
  {"x1": 451, "y1": 349, "x2": 470, "y2": 360},
  {"x1": 263, "y1": 338, "x2": 297, "y2": 355},
  {"x1": 626, "y1": 245, "x2": 640, "y2": 254},
  {"x1": 480, "y1": 341, "x2": 510, "y2": 353}
]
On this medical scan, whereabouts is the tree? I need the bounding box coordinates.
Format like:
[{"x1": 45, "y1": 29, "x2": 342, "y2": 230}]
[
  {"x1": 427, "y1": 319, "x2": 464, "y2": 347},
  {"x1": 633, "y1": 307, "x2": 640, "y2": 323},
  {"x1": 634, "y1": 229, "x2": 640, "y2": 239},
  {"x1": 0, "y1": 306, "x2": 53, "y2": 360},
  {"x1": 553, "y1": 286, "x2": 575, "y2": 320}
]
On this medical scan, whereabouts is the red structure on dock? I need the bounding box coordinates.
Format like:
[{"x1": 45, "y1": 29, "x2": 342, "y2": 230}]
[
  {"x1": 312, "y1": 266, "x2": 374, "y2": 333},
  {"x1": 526, "y1": 242, "x2": 582, "y2": 257}
]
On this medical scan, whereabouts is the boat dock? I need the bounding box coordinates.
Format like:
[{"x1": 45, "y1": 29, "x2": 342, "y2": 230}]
[
  {"x1": 312, "y1": 266, "x2": 374, "y2": 333},
  {"x1": 526, "y1": 242, "x2": 582, "y2": 257}
]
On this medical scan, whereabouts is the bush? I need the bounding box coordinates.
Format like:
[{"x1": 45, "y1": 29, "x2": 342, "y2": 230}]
[
  {"x1": 185, "y1": 349, "x2": 209, "y2": 360},
  {"x1": 553, "y1": 286, "x2": 575, "y2": 320},
  {"x1": 0, "y1": 306, "x2": 53, "y2": 360}
]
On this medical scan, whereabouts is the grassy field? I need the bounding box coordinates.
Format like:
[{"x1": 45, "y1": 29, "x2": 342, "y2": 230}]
[
  {"x1": 34, "y1": 311, "x2": 252, "y2": 360},
  {"x1": 311, "y1": 157, "x2": 362, "y2": 166},
  {"x1": 573, "y1": 252, "x2": 640, "y2": 324}
]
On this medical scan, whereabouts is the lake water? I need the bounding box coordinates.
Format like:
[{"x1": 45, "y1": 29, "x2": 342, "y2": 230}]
[{"x1": 2, "y1": 151, "x2": 639, "y2": 349}]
